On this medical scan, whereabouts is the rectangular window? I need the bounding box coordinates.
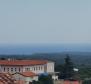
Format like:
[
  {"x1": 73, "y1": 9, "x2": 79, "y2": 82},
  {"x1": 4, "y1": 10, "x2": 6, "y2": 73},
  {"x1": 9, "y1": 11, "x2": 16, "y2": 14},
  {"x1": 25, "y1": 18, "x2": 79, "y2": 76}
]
[
  {"x1": 30, "y1": 67, "x2": 32, "y2": 71},
  {"x1": 34, "y1": 67, "x2": 35, "y2": 71},
  {"x1": 36, "y1": 67, "x2": 37, "y2": 71},
  {"x1": 11, "y1": 68, "x2": 13, "y2": 72},
  {"x1": 39, "y1": 66, "x2": 40, "y2": 70},
  {"x1": 15, "y1": 68, "x2": 17, "y2": 71},
  {"x1": 19, "y1": 68, "x2": 21, "y2": 72},
  {"x1": 41, "y1": 66, "x2": 42, "y2": 70},
  {"x1": 4, "y1": 67, "x2": 5, "y2": 72},
  {"x1": 25, "y1": 68, "x2": 30, "y2": 71},
  {"x1": 7, "y1": 68, "x2": 9, "y2": 72}
]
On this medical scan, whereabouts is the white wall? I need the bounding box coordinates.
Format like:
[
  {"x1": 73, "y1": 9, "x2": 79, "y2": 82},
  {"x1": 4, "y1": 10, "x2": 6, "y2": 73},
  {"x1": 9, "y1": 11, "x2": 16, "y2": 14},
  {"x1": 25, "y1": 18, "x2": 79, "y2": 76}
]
[
  {"x1": 46, "y1": 62, "x2": 54, "y2": 73},
  {"x1": 52, "y1": 75, "x2": 58, "y2": 80},
  {"x1": 25, "y1": 76, "x2": 38, "y2": 84},
  {"x1": 1, "y1": 65, "x2": 23, "y2": 73},
  {"x1": 12, "y1": 73, "x2": 25, "y2": 81},
  {"x1": 23, "y1": 65, "x2": 45, "y2": 74},
  {"x1": 12, "y1": 73, "x2": 38, "y2": 84},
  {"x1": 0, "y1": 61, "x2": 55, "y2": 74}
]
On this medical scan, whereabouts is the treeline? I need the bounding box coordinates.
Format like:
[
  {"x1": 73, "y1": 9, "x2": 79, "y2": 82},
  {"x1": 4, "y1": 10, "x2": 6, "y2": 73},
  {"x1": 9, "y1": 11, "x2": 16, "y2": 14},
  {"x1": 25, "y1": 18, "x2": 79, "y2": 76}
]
[{"x1": 0, "y1": 52, "x2": 91, "y2": 66}]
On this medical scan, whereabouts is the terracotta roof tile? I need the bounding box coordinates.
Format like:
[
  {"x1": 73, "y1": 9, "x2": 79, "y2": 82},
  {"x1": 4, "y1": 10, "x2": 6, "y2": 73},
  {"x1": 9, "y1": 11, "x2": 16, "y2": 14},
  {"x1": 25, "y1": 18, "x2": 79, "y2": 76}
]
[
  {"x1": 21, "y1": 72, "x2": 36, "y2": 77},
  {"x1": 64, "y1": 81, "x2": 80, "y2": 84},
  {"x1": 13, "y1": 72, "x2": 37, "y2": 77},
  {"x1": 16, "y1": 80, "x2": 25, "y2": 84},
  {"x1": 0, "y1": 60, "x2": 48, "y2": 66},
  {"x1": 0, "y1": 81, "x2": 4, "y2": 84}
]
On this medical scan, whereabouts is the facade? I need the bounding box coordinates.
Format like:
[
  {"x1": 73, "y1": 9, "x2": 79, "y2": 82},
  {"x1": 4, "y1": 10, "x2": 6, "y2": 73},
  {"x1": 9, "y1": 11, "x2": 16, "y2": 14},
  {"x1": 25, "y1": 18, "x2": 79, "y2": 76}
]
[
  {"x1": 12, "y1": 72, "x2": 38, "y2": 84},
  {"x1": 0, "y1": 60, "x2": 54, "y2": 74},
  {"x1": 0, "y1": 59, "x2": 57, "y2": 83}
]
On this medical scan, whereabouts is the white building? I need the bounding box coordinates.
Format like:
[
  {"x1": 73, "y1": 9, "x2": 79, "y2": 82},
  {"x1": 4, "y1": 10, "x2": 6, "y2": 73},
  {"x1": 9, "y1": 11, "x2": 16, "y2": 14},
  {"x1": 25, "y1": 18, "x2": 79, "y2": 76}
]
[{"x1": 0, "y1": 60, "x2": 58, "y2": 83}]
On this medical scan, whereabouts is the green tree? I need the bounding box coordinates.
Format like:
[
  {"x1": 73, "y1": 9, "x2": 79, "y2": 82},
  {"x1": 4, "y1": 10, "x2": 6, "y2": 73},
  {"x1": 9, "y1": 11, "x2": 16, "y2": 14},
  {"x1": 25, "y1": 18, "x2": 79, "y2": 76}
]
[
  {"x1": 83, "y1": 80, "x2": 91, "y2": 84},
  {"x1": 38, "y1": 74, "x2": 53, "y2": 84},
  {"x1": 62, "y1": 55, "x2": 74, "y2": 79}
]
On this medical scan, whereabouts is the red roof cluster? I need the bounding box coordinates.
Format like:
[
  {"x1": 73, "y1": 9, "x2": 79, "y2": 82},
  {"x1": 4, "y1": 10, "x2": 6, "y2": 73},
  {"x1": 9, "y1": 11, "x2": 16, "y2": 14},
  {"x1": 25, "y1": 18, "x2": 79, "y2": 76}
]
[
  {"x1": 0, "y1": 60, "x2": 48, "y2": 66},
  {"x1": 13, "y1": 71, "x2": 37, "y2": 77},
  {"x1": 0, "y1": 73, "x2": 16, "y2": 84},
  {"x1": 22, "y1": 71, "x2": 36, "y2": 77},
  {"x1": 64, "y1": 80, "x2": 81, "y2": 84}
]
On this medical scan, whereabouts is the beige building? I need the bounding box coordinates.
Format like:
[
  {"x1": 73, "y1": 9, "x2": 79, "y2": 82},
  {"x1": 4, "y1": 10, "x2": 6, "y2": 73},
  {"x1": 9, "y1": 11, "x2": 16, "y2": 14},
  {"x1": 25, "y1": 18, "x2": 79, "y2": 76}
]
[
  {"x1": 0, "y1": 59, "x2": 58, "y2": 83},
  {"x1": 12, "y1": 72, "x2": 38, "y2": 84}
]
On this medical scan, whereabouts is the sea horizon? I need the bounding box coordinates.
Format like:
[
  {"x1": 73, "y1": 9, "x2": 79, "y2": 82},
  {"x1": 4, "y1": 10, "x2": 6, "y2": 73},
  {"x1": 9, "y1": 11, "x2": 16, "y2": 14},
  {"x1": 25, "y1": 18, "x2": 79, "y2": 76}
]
[{"x1": 0, "y1": 43, "x2": 91, "y2": 55}]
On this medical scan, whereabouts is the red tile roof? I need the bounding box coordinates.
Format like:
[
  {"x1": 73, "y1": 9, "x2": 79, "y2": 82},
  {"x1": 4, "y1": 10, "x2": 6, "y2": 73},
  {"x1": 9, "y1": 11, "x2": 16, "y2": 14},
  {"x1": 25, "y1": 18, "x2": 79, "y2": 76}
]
[
  {"x1": 0, "y1": 73, "x2": 16, "y2": 84},
  {"x1": 15, "y1": 80, "x2": 25, "y2": 84},
  {"x1": 21, "y1": 72, "x2": 36, "y2": 77},
  {"x1": 13, "y1": 71, "x2": 37, "y2": 77},
  {"x1": 64, "y1": 81, "x2": 80, "y2": 84},
  {"x1": 0, "y1": 80, "x2": 4, "y2": 84},
  {"x1": 0, "y1": 60, "x2": 48, "y2": 66}
]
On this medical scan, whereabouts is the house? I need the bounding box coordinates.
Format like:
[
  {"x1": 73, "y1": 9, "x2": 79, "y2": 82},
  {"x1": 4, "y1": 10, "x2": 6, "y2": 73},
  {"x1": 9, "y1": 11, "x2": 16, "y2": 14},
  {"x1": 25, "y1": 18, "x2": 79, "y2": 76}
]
[
  {"x1": 0, "y1": 73, "x2": 16, "y2": 84},
  {"x1": 63, "y1": 80, "x2": 82, "y2": 84},
  {"x1": 54, "y1": 80, "x2": 82, "y2": 84},
  {"x1": 0, "y1": 59, "x2": 58, "y2": 83},
  {"x1": 12, "y1": 72, "x2": 38, "y2": 84}
]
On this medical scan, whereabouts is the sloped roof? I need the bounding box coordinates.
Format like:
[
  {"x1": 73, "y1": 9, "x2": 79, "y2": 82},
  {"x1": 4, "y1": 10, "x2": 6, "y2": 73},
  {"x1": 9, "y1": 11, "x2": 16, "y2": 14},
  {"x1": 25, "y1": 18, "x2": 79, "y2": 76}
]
[
  {"x1": 0, "y1": 73, "x2": 16, "y2": 84},
  {"x1": 22, "y1": 72, "x2": 36, "y2": 77},
  {"x1": 0, "y1": 60, "x2": 48, "y2": 66},
  {"x1": 15, "y1": 80, "x2": 25, "y2": 84},
  {"x1": 64, "y1": 80, "x2": 80, "y2": 84},
  {"x1": 13, "y1": 71, "x2": 37, "y2": 77}
]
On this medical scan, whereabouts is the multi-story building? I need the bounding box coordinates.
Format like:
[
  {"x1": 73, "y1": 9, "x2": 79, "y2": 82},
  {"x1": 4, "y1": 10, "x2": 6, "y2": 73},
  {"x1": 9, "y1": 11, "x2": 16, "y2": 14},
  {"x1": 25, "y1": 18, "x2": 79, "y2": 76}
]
[
  {"x1": 0, "y1": 60, "x2": 54, "y2": 74},
  {"x1": 0, "y1": 59, "x2": 58, "y2": 84}
]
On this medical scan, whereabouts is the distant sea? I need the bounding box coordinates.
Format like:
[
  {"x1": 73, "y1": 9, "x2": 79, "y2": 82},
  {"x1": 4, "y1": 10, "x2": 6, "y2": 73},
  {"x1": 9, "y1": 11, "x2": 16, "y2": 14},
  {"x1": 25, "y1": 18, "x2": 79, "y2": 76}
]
[{"x1": 0, "y1": 44, "x2": 91, "y2": 55}]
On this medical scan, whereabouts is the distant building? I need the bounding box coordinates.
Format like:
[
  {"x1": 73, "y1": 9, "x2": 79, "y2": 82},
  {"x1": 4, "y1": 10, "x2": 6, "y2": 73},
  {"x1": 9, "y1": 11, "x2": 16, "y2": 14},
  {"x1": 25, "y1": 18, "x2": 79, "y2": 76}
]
[
  {"x1": 54, "y1": 80, "x2": 82, "y2": 84},
  {"x1": 0, "y1": 59, "x2": 58, "y2": 83},
  {"x1": 12, "y1": 72, "x2": 38, "y2": 84},
  {"x1": 73, "y1": 68, "x2": 79, "y2": 72}
]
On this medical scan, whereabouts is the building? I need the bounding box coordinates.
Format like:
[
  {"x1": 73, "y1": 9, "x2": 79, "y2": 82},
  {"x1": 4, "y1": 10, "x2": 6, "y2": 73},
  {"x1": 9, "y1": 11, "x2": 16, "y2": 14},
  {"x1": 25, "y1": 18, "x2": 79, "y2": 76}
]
[
  {"x1": 12, "y1": 72, "x2": 38, "y2": 84},
  {"x1": 0, "y1": 59, "x2": 58, "y2": 83},
  {"x1": 0, "y1": 73, "x2": 16, "y2": 84},
  {"x1": 54, "y1": 80, "x2": 82, "y2": 84}
]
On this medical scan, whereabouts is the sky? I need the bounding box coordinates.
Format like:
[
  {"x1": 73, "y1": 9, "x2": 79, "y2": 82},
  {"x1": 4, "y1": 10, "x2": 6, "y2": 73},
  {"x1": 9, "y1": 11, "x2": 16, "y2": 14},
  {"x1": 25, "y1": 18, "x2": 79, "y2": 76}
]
[{"x1": 0, "y1": 0, "x2": 91, "y2": 45}]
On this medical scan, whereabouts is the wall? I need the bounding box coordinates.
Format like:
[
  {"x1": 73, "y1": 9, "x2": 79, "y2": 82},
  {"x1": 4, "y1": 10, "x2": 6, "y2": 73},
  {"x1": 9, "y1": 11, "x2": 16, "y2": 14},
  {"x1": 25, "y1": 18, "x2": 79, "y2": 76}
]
[
  {"x1": 12, "y1": 73, "x2": 25, "y2": 81},
  {"x1": 1, "y1": 65, "x2": 23, "y2": 73},
  {"x1": 23, "y1": 65, "x2": 45, "y2": 74},
  {"x1": 0, "y1": 61, "x2": 55, "y2": 74},
  {"x1": 46, "y1": 62, "x2": 54, "y2": 73}
]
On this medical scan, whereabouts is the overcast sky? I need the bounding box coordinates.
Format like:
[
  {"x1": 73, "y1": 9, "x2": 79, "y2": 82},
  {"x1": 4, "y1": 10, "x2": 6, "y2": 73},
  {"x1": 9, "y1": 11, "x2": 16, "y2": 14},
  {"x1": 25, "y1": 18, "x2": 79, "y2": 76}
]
[{"x1": 0, "y1": 0, "x2": 91, "y2": 44}]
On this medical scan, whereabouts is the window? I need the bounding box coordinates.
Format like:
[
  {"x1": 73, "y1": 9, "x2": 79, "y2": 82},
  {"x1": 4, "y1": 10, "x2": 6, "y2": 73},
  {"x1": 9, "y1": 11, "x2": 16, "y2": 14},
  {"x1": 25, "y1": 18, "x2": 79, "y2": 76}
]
[
  {"x1": 39, "y1": 66, "x2": 40, "y2": 70},
  {"x1": 28, "y1": 68, "x2": 30, "y2": 71},
  {"x1": 34, "y1": 67, "x2": 35, "y2": 71},
  {"x1": 41, "y1": 66, "x2": 42, "y2": 70},
  {"x1": 19, "y1": 68, "x2": 21, "y2": 72},
  {"x1": 27, "y1": 68, "x2": 29, "y2": 71},
  {"x1": 7, "y1": 68, "x2": 9, "y2": 72},
  {"x1": 30, "y1": 67, "x2": 32, "y2": 71},
  {"x1": 36, "y1": 67, "x2": 37, "y2": 71},
  {"x1": 11, "y1": 68, "x2": 13, "y2": 72},
  {"x1": 25, "y1": 68, "x2": 30, "y2": 71},
  {"x1": 4, "y1": 67, "x2": 5, "y2": 72},
  {"x1": 15, "y1": 68, "x2": 17, "y2": 71}
]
